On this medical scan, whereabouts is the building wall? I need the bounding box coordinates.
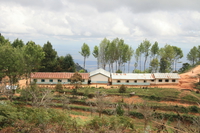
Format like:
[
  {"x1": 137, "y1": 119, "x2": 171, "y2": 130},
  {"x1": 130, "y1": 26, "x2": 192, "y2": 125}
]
[
  {"x1": 31, "y1": 78, "x2": 88, "y2": 85},
  {"x1": 112, "y1": 79, "x2": 153, "y2": 85},
  {"x1": 154, "y1": 79, "x2": 179, "y2": 84},
  {"x1": 90, "y1": 74, "x2": 108, "y2": 83}
]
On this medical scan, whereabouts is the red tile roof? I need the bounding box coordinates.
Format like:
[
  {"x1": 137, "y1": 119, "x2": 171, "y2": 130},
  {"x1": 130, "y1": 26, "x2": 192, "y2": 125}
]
[{"x1": 31, "y1": 72, "x2": 89, "y2": 79}]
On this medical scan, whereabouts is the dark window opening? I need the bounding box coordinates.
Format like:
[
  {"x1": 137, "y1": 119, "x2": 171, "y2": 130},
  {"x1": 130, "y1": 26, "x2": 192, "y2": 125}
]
[
  {"x1": 58, "y1": 79, "x2": 62, "y2": 82},
  {"x1": 82, "y1": 79, "x2": 85, "y2": 82},
  {"x1": 126, "y1": 80, "x2": 129, "y2": 83},
  {"x1": 68, "y1": 79, "x2": 71, "y2": 82},
  {"x1": 159, "y1": 79, "x2": 162, "y2": 82},
  {"x1": 165, "y1": 79, "x2": 169, "y2": 82},
  {"x1": 117, "y1": 80, "x2": 121, "y2": 83},
  {"x1": 34, "y1": 79, "x2": 37, "y2": 82},
  {"x1": 151, "y1": 80, "x2": 154, "y2": 82},
  {"x1": 172, "y1": 79, "x2": 176, "y2": 82},
  {"x1": 134, "y1": 80, "x2": 137, "y2": 83},
  {"x1": 144, "y1": 80, "x2": 146, "y2": 83},
  {"x1": 49, "y1": 79, "x2": 53, "y2": 82},
  {"x1": 41, "y1": 79, "x2": 45, "y2": 82}
]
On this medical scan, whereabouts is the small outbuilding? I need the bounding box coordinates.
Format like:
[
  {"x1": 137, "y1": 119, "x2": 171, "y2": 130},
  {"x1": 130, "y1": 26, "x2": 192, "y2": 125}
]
[
  {"x1": 31, "y1": 72, "x2": 89, "y2": 85},
  {"x1": 89, "y1": 68, "x2": 111, "y2": 84}
]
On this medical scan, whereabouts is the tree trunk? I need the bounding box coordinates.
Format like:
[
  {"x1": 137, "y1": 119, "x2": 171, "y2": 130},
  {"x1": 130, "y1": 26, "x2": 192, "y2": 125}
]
[{"x1": 84, "y1": 57, "x2": 86, "y2": 69}]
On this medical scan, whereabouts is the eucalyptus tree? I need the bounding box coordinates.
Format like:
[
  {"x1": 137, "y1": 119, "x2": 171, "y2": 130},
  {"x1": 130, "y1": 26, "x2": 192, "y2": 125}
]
[
  {"x1": 133, "y1": 48, "x2": 140, "y2": 72},
  {"x1": 172, "y1": 46, "x2": 183, "y2": 71},
  {"x1": 136, "y1": 43, "x2": 144, "y2": 71},
  {"x1": 150, "y1": 41, "x2": 159, "y2": 59},
  {"x1": 149, "y1": 58, "x2": 159, "y2": 73},
  {"x1": 142, "y1": 39, "x2": 151, "y2": 71},
  {"x1": 127, "y1": 46, "x2": 134, "y2": 73},
  {"x1": 79, "y1": 43, "x2": 90, "y2": 69},
  {"x1": 92, "y1": 45, "x2": 99, "y2": 69},
  {"x1": 107, "y1": 39, "x2": 117, "y2": 72},
  {"x1": 40, "y1": 41, "x2": 57, "y2": 72},
  {"x1": 23, "y1": 41, "x2": 45, "y2": 84},
  {"x1": 187, "y1": 46, "x2": 198, "y2": 65},
  {"x1": 98, "y1": 38, "x2": 110, "y2": 69}
]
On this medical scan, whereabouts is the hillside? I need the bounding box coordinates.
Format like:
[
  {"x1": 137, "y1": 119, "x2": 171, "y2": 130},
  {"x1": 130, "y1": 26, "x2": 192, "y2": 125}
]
[{"x1": 178, "y1": 65, "x2": 200, "y2": 89}]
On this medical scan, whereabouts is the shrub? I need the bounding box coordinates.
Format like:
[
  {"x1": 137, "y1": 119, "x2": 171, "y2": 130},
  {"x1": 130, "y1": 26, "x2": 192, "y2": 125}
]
[
  {"x1": 55, "y1": 83, "x2": 63, "y2": 93},
  {"x1": 88, "y1": 94, "x2": 95, "y2": 98},
  {"x1": 116, "y1": 103, "x2": 125, "y2": 116},
  {"x1": 119, "y1": 85, "x2": 126, "y2": 93},
  {"x1": 189, "y1": 106, "x2": 199, "y2": 113}
]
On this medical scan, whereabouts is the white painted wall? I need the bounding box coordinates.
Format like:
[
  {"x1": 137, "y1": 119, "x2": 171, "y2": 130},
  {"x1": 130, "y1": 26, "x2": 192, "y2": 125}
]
[{"x1": 90, "y1": 74, "x2": 108, "y2": 83}]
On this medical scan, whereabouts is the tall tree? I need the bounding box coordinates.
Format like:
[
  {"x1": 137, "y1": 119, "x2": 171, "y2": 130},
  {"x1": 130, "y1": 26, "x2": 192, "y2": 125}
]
[
  {"x1": 197, "y1": 45, "x2": 200, "y2": 62},
  {"x1": 98, "y1": 38, "x2": 110, "y2": 69},
  {"x1": 62, "y1": 54, "x2": 75, "y2": 72},
  {"x1": 172, "y1": 46, "x2": 183, "y2": 72},
  {"x1": 136, "y1": 43, "x2": 144, "y2": 71},
  {"x1": 92, "y1": 45, "x2": 99, "y2": 69},
  {"x1": 159, "y1": 44, "x2": 175, "y2": 73},
  {"x1": 150, "y1": 41, "x2": 159, "y2": 59},
  {"x1": 79, "y1": 43, "x2": 90, "y2": 69},
  {"x1": 23, "y1": 41, "x2": 45, "y2": 84},
  {"x1": 133, "y1": 48, "x2": 140, "y2": 72},
  {"x1": 127, "y1": 46, "x2": 134, "y2": 73},
  {"x1": 40, "y1": 41, "x2": 57, "y2": 72},
  {"x1": 149, "y1": 58, "x2": 159, "y2": 73},
  {"x1": 11, "y1": 38, "x2": 24, "y2": 48},
  {"x1": 187, "y1": 46, "x2": 198, "y2": 66},
  {"x1": 142, "y1": 39, "x2": 151, "y2": 71}
]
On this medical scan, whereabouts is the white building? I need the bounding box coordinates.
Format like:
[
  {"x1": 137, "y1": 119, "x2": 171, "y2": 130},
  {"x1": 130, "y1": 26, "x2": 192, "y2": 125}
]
[
  {"x1": 31, "y1": 72, "x2": 89, "y2": 85},
  {"x1": 153, "y1": 73, "x2": 180, "y2": 84},
  {"x1": 111, "y1": 73, "x2": 155, "y2": 85},
  {"x1": 89, "y1": 68, "x2": 111, "y2": 84}
]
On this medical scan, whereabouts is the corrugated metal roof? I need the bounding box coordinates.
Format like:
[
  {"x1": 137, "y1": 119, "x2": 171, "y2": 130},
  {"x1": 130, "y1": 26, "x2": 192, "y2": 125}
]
[
  {"x1": 153, "y1": 73, "x2": 180, "y2": 79},
  {"x1": 111, "y1": 73, "x2": 154, "y2": 80},
  {"x1": 90, "y1": 68, "x2": 110, "y2": 77},
  {"x1": 31, "y1": 72, "x2": 89, "y2": 79}
]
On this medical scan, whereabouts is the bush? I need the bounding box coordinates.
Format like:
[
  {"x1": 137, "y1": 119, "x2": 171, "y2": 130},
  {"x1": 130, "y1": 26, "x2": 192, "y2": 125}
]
[
  {"x1": 119, "y1": 85, "x2": 126, "y2": 93},
  {"x1": 55, "y1": 83, "x2": 63, "y2": 93},
  {"x1": 88, "y1": 94, "x2": 95, "y2": 98},
  {"x1": 189, "y1": 106, "x2": 199, "y2": 113},
  {"x1": 116, "y1": 103, "x2": 125, "y2": 116}
]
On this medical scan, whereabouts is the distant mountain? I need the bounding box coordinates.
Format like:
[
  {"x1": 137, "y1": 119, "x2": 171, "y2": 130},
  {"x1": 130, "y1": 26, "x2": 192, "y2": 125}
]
[{"x1": 75, "y1": 63, "x2": 87, "y2": 72}]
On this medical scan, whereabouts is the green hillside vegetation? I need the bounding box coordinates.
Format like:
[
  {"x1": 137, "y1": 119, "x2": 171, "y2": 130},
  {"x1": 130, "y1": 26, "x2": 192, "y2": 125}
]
[{"x1": 0, "y1": 84, "x2": 200, "y2": 132}]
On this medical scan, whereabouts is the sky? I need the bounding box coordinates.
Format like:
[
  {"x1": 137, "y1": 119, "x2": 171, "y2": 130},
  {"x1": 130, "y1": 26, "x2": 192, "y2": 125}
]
[{"x1": 0, "y1": 0, "x2": 200, "y2": 72}]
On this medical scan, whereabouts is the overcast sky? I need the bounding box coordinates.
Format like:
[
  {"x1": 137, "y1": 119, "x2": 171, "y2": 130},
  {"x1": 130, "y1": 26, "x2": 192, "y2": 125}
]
[{"x1": 1, "y1": 0, "x2": 200, "y2": 71}]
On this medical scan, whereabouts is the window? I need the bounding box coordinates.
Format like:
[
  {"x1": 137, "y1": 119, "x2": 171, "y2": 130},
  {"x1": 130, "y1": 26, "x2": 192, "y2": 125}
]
[
  {"x1": 144, "y1": 80, "x2": 146, "y2": 83},
  {"x1": 49, "y1": 79, "x2": 53, "y2": 82},
  {"x1": 82, "y1": 79, "x2": 85, "y2": 82},
  {"x1": 33, "y1": 79, "x2": 37, "y2": 82},
  {"x1": 151, "y1": 80, "x2": 154, "y2": 82},
  {"x1": 134, "y1": 80, "x2": 137, "y2": 83},
  {"x1": 58, "y1": 79, "x2": 62, "y2": 82},
  {"x1": 172, "y1": 79, "x2": 176, "y2": 82},
  {"x1": 165, "y1": 79, "x2": 169, "y2": 82},
  {"x1": 41, "y1": 79, "x2": 45, "y2": 82},
  {"x1": 126, "y1": 80, "x2": 129, "y2": 83},
  {"x1": 117, "y1": 80, "x2": 121, "y2": 83},
  {"x1": 158, "y1": 79, "x2": 162, "y2": 82},
  {"x1": 68, "y1": 79, "x2": 71, "y2": 82}
]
